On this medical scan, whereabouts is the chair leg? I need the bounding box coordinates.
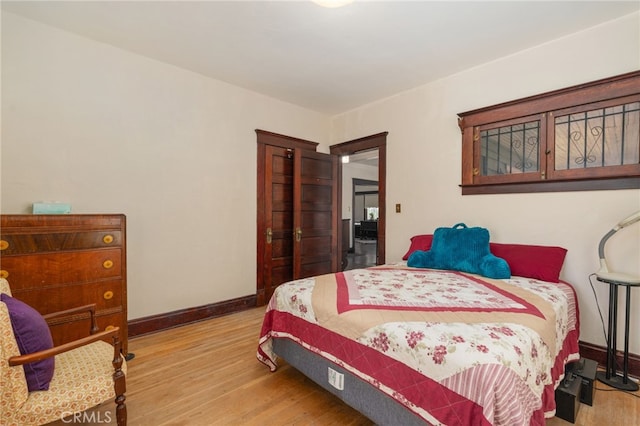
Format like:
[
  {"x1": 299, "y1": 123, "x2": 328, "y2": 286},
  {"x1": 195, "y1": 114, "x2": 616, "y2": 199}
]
[
  {"x1": 114, "y1": 370, "x2": 127, "y2": 426},
  {"x1": 112, "y1": 335, "x2": 127, "y2": 426}
]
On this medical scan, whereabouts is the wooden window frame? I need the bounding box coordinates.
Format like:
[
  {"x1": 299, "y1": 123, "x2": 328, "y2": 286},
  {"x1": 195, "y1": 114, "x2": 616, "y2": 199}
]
[{"x1": 457, "y1": 71, "x2": 640, "y2": 195}]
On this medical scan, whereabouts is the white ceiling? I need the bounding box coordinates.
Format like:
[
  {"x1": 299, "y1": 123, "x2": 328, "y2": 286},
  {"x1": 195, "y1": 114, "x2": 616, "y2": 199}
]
[{"x1": 2, "y1": 1, "x2": 639, "y2": 115}]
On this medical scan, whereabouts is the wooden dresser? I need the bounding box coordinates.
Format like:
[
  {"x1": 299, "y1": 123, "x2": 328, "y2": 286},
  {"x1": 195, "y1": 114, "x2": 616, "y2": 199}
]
[{"x1": 0, "y1": 214, "x2": 129, "y2": 355}]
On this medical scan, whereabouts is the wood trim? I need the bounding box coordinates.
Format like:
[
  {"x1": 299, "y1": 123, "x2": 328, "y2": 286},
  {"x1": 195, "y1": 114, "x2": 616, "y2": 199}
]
[
  {"x1": 128, "y1": 295, "x2": 257, "y2": 337},
  {"x1": 256, "y1": 141, "x2": 267, "y2": 305},
  {"x1": 256, "y1": 129, "x2": 318, "y2": 151},
  {"x1": 458, "y1": 70, "x2": 640, "y2": 126},
  {"x1": 330, "y1": 132, "x2": 388, "y2": 155},
  {"x1": 461, "y1": 176, "x2": 640, "y2": 195},
  {"x1": 579, "y1": 340, "x2": 640, "y2": 379},
  {"x1": 330, "y1": 132, "x2": 388, "y2": 265},
  {"x1": 377, "y1": 143, "x2": 387, "y2": 265}
]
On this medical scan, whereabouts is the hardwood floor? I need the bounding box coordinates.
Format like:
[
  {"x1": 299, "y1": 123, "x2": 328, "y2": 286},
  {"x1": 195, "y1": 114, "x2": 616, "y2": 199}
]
[
  {"x1": 51, "y1": 307, "x2": 639, "y2": 425},
  {"x1": 345, "y1": 239, "x2": 377, "y2": 270}
]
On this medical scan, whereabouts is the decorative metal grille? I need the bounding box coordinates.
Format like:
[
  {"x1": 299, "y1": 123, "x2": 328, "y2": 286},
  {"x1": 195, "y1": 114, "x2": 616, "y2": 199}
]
[
  {"x1": 480, "y1": 121, "x2": 540, "y2": 176},
  {"x1": 555, "y1": 101, "x2": 640, "y2": 170}
]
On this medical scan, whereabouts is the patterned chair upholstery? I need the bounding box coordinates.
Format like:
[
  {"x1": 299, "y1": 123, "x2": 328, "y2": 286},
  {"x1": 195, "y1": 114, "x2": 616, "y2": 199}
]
[{"x1": 0, "y1": 278, "x2": 127, "y2": 425}]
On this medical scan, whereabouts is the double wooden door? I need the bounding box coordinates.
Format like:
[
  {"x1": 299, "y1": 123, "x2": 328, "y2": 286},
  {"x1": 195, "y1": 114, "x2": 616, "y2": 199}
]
[{"x1": 256, "y1": 130, "x2": 339, "y2": 305}]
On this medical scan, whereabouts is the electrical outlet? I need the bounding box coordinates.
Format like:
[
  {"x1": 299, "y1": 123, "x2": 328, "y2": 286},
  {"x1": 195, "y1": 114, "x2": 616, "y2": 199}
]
[
  {"x1": 328, "y1": 367, "x2": 344, "y2": 390},
  {"x1": 395, "y1": 203, "x2": 401, "y2": 213}
]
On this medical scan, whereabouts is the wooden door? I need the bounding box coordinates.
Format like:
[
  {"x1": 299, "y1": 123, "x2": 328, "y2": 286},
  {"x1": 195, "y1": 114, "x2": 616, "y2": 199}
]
[
  {"x1": 256, "y1": 130, "x2": 339, "y2": 305},
  {"x1": 293, "y1": 149, "x2": 338, "y2": 279},
  {"x1": 261, "y1": 145, "x2": 295, "y2": 303}
]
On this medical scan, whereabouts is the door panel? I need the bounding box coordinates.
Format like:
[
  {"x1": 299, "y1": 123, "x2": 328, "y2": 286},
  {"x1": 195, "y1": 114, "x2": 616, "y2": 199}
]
[
  {"x1": 299, "y1": 236, "x2": 333, "y2": 276},
  {"x1": 293, "y1": 150, "x2": 338, "y2": 279},
  {"x1": 262, "y1": 145, "x2": 294, "y2": 302},
  {"x1": 301, "y1": 211, "x2": 332, "y2": 233}
]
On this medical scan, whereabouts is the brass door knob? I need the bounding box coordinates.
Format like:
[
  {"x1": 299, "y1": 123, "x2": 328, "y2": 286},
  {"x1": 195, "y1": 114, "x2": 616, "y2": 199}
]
[
  {"x1": 103, "y1": 290, "x2": 114, "y2": 300},
  {"x1": 102, "y1": 260, "x2": 114, "y2": 269},
  {"x1": 103, "y1": 234, "x2": 114, "y2": 244},
  {"x1": 0, "y1": 240, "x2": 9, "y2": 250}
]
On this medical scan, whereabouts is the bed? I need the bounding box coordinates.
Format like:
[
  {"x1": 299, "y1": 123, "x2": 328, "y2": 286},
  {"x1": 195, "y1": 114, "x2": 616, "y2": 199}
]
[{"x1": 257, "y1": 234, "x2": 580, "y2": 425}]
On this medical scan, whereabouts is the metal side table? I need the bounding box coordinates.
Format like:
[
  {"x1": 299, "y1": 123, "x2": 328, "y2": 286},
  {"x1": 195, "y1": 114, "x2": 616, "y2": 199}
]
[{"x1": 596, "y1": 277, "x2": 640, "y2": 391}]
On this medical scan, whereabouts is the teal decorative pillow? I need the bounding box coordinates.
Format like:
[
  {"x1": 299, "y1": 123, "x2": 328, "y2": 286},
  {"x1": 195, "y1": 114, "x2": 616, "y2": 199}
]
[{"x1": 407, "y1": 223, "x2": 510, "y2": 279}]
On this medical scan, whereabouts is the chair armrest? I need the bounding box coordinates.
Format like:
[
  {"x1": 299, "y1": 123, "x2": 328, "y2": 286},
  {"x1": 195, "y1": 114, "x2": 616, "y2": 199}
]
[
  {"x1": 8, "y1": 327, "x2": 120, "y2": 366},
  {"x1": 42, "y1": 303, "x2": 99, "y2": 335},
  {"x1": 43, "y1": 303, "x2": 97, "y2": 320}
]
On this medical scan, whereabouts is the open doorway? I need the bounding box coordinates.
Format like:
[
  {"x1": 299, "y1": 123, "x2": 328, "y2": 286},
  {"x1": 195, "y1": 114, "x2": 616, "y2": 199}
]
[
  {"x1": 349, "y1": 176, "x2": 378, "y2": 269},
  {"x1": 330, "y1": 132, "x2": 387, "y2": 269}
]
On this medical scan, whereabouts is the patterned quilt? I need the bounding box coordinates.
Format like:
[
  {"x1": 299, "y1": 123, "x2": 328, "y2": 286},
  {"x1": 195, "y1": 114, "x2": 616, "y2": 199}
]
[{"x1": 258, "y1": 264, "x2": 580, "y2": 425}]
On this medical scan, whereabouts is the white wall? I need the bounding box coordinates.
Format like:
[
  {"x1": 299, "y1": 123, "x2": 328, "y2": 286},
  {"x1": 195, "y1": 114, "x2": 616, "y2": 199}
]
[
  {"x1": 0, "y1": 12, "x2": 330, "y2": 319},
  {"x1": 330, "y1": 12, "x2": 640, "y2": 352}
]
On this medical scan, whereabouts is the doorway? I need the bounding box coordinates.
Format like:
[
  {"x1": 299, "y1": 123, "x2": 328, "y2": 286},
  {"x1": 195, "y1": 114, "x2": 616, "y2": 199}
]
[
  {"x1": 330, "y1": 132, "x2": 387, "y2": 268},
  {"x1": 349, "y1": 177, "x2": 378, "y2": 269}
]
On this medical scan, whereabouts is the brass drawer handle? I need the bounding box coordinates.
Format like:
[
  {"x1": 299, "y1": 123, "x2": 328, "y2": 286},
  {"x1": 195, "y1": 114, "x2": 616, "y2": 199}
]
[
  {"x1": 103, "y1": 260, "x2": 114, "y2": 269},
  {"x1": 105, "y1": 325, "x2": 116, "y2": 331},
  {"x1": 0, "y1": 240, "x2": 8, "y2": 250},
  {"x1": 0, "y1": 270, "x2": 8, "y2": 279},
  {"x1": 103, "y1": 234, "x2": 114, "y2": 244},
  {"x1": 103, "y1": 290, "x2": 114, "y2": 300}
]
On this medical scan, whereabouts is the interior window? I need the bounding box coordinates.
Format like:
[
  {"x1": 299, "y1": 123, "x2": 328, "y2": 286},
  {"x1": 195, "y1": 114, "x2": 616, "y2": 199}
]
[
  {"x1": 457, "y1": 71, "x2": 640, "y2": 194},
  {"x1": 480, "y1": 119, "x2": 540, "y2": 177},
  {"x1": 553, "y1": 100, "x2": 639, "y2": 171}
]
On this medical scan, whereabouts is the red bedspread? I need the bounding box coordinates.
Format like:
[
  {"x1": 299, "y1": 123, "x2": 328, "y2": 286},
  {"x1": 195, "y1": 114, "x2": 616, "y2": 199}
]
[{"x1": 258, "y1": 265, "x2": 580, "y2": 425}]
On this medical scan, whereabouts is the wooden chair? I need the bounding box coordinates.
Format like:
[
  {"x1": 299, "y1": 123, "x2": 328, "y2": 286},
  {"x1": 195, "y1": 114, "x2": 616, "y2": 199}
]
[{"x1": 0, "y1": 278, "x2": 127, "y2": 425}]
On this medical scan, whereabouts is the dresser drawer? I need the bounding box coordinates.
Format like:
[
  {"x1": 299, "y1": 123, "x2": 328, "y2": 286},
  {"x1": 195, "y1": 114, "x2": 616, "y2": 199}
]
[
  {"x1": 48, "y1": 312, "x2": 126, "y2": 347},
  {"x1": 0, "y1": 248, "x2": 122, "y2": 288},
  {"x1": 0, "y1": 230, "x2": 121, "y2": 255},
  {"x1": 11, "y1": 279, "x2": 123, "y2": 315}
]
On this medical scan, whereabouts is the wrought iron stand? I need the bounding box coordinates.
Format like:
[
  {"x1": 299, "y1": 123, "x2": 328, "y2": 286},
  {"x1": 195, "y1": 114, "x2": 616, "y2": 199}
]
[{"x1": 596, "y1": 277, "x2": 639, "y2": 391}]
